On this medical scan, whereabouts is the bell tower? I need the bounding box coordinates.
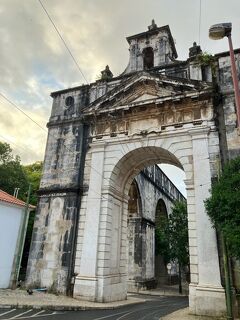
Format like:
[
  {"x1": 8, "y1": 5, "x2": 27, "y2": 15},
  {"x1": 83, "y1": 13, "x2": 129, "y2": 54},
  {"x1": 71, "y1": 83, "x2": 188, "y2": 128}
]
[{"x1": 124, "y1": 20, "x2": 178, "y2": 74}]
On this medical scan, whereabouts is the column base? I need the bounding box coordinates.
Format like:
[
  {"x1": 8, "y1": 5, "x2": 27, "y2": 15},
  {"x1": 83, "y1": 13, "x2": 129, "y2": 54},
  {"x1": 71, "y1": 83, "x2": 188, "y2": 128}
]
[
  {"x1": 189, "y1": 283, "x2": 226, "y2": 317},
  {"x1": 73, "y1": 274, "x2": 127, "y2": 302},
  {"x1": 127, "y1": 278, "x2": 156, "y2": 292}
]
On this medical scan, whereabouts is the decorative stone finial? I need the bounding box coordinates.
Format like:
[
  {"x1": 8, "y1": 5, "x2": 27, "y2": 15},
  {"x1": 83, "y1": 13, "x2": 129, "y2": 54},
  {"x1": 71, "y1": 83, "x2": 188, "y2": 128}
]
[
  {"x1": 189, "y1": 42, "x2": 202, "y2": 57},
  {"x1": 148, "y1": 19, "x2": 158, "y2": 31},
  {"x1": 100, "y1": 65, "x2": 113, "y2": 81}
]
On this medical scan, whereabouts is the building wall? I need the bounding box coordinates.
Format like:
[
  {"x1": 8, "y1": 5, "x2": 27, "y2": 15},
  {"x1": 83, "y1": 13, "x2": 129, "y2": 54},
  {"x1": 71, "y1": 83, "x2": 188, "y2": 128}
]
[
  {"x1": 26, "y1": 23, "x2": 238, "y2": 316},
  {"x1": 26, "y1": 113, "x2": 89, "y2": 293},
  {"x1": 127, "y1": 166, "x2": 184, "y2": 291},
  {"x1": 216, "y1": 52, "x2": 240, "y2": 160},
  {"x1": 0, "y1": 203, "x2": 24, "y2": 288}
]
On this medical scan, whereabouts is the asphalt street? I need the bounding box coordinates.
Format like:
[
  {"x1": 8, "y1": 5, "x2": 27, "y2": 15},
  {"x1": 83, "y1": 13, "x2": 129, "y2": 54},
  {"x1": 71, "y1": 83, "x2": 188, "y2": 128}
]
[{"x1": 0, "y1": 295, "x2": 188, "y2": 320}]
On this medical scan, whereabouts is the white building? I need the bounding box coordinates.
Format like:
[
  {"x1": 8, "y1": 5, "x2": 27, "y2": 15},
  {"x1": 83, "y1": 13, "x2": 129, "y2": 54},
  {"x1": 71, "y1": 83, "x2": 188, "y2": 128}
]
[{"x1": 0, "y1": 189, "x2": 34, "y2": 288}]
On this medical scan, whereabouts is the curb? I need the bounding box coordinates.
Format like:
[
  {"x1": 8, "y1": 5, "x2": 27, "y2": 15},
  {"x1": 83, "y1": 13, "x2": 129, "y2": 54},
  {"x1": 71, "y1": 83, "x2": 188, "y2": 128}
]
[{"x1": 0, "y1": 299, "x2": 145, "y2": 311}]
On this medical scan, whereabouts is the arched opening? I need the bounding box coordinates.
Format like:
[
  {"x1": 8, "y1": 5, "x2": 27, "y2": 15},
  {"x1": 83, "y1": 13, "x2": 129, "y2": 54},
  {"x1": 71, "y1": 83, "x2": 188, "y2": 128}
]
[
  {"x1": 128, "y1": 180, "x2": 142, "y2": 217},
  {"x1": 74, "y1": 134, "x2": 225, "y2": 312},
  {"x1": 127, "y1": 180, "x2": 143, "y2": 290},
  {"x1": 143, "y1": 47, "x2": 154, "y2": 69},
  {"x1": 108, "y1": 146, "x2": 187, "y2": 293}
]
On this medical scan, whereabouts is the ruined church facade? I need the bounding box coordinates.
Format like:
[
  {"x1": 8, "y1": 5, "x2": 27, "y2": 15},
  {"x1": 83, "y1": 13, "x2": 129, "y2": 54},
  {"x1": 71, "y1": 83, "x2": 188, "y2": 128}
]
[{"x1": 26, "y1": 21, "x2": 240, "y2": 317}]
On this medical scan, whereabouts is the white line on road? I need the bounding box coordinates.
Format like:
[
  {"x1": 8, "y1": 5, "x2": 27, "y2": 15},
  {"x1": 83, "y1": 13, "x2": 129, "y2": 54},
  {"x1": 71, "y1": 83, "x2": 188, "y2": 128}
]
[
  {"x1": 115, "y1": 306, "x2": 164, "y2": 320},
  {"x1": 9, "y1": 309, "x2": 33, "y2": 319},
  {"x1": 0, "y1": 310, "x2": 16, "y2": 317},
  {"x1": 93, "y1": 310, "x2": 130, "y2": 320},
  {"x1": 29, "y1": 310, "x2": 46, "y2": 318},
  {"x1": 92, "y1": 305, "x2": 166, "y2": 320}
]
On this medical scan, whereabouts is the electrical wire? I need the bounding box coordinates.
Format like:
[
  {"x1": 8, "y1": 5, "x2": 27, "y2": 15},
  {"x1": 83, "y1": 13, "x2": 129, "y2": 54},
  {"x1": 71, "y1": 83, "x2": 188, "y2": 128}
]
[
  {"x1": 0, "y1": 93, "x2": 186, "y2": 202},
  {"x1": 0, "y1": 93, "x2": 48, "y2": 133},
  {"x1": 0, "y1": 134, "x2": 34, "y2": 155},
  {"x1": 0, "y1": 93, "x2": 117, "y2": 202},
  {"x1": 37, "y1": 0, "x2": 89, "y2": 85}
]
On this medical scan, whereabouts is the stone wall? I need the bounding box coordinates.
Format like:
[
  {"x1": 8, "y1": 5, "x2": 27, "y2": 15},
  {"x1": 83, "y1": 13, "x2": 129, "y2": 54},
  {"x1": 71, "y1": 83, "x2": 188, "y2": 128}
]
[
  {"x1": 216, "y1": 50, "x2": 240, "y2": 160},
  {"x1": 127, "y1": 165, "x2": 185, "y2": 291},
  {"x1": 26, "y1": 90, "x2": 89, "y2": 293}
]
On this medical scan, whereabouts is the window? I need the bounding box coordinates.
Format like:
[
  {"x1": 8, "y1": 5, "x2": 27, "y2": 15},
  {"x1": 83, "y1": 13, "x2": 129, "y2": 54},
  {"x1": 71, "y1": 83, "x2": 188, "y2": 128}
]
[{"x1": 143, "y1": 47, "x2": 154, "y2": 69}]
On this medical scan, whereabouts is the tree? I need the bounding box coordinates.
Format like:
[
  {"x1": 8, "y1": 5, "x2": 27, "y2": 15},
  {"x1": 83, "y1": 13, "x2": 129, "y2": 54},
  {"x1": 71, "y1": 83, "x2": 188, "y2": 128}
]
[
  {"x1": 19, "y1": 161, "x2": 43, "y2": 280},
  {"x1": 205, "y1": 156, "x2": 240, "y2": 259},
  {"x1": 155, "y1": 216, "x2": 171, "y2": 263},
  {"x1": 168, "y1": 201, "x2": 189, "y2": 293},
  {"x1": 155, "y1": 200, "x2": 189, "y2": 293},
  {"x1": 23, "y1": 161, "x2": 43, "y2": 206},
  {"x1": 0, "y1": 141, "x2": 28, "y2": 200}
]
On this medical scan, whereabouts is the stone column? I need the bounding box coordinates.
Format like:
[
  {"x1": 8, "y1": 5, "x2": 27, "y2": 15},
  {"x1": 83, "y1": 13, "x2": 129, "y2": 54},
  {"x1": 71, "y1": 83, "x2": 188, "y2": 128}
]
[
  {"x1": 189, "y1": 127, "x2": 226, "y2": 317},
  {"x1": 73, "y1": 143, "x2": 105, "y2": 301}
]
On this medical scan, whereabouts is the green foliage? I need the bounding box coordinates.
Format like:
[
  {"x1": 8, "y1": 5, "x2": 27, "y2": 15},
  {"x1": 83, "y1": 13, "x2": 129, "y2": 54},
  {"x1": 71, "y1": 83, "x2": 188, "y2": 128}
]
[
  {"x1": 196, "y1": 52, "x2": 215, "y2": 66},
  {"x1": 168, "y1": 201, "x2": 189, "y2": 266},
  {"x1": 155, "y1": 200, "x2": 189, "y2": 267},
  {"x1": 195, "y1": 52, "x2": 217, "y2": 77},
  {"x1": 0, "y1": 141, "x2": 43, "y2": 206},
  {"x1": 0, "y1": 142, "x2": 13, "y2": 163},
  {"x1": 0, "y1": 141, "x2": 28, "y2": 200},
  {"x1": 23, "y1": 161, "x2": 43, "y2": 206},
  {"x1": 155, "y1": 216, "x2": 170, "y2": 263},
  {"x1": 22, "y1": 161, "x2": 43, "y2": 248},
  {"x1": 205, "y1": 157, "x2": 240, "y2": 259}
]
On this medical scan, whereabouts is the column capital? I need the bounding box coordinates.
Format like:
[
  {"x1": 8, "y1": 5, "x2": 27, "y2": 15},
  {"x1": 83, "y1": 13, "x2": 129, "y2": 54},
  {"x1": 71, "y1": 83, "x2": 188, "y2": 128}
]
[
  {"x1": 188, "y1": 126, "x2": 210, "y2": 139},
  {"x1": 90, "y1": 141, "x2": 106, "y2": 153}
]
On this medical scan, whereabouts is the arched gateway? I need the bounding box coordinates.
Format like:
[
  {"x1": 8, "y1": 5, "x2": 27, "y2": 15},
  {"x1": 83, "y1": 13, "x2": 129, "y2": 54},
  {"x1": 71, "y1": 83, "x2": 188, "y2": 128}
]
[{"x1": 26, "y1": 21, "x2": 240, "y2": 317}]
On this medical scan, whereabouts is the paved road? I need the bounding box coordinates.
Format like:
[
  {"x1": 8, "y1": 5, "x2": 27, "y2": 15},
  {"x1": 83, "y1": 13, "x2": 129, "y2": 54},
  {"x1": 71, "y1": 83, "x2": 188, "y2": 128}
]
[{"x1": 0, "y1": 295, "x2": 188, "y2": 320}]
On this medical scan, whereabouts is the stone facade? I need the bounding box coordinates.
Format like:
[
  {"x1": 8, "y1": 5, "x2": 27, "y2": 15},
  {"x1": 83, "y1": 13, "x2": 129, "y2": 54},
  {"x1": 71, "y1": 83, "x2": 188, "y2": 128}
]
[
  {"x1": 26, "y1": 22, "x2": 240, "y2": 317},
  {"x1": 127, "y1": 165, "x2": 185, "y2": 291}
]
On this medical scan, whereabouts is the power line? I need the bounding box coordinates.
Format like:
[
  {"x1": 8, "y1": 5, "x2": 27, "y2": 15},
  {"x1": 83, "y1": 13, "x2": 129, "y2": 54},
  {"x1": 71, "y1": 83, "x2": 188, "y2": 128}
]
[
  {"x1": 0, "y1": 93, "x2": 183, "y2": 202},
  {"x1": 0, "y1": 93, "x2": 48, "y2": 133},
  {"x1": 0, "y1": 93, "x2": 113, "y2": 201},
  {"x1": 0, "y1": 134, "x2": 34, "y2": 154},
  {"x1": 38, "y1": 0, "x2": 89, "y2": 85}
]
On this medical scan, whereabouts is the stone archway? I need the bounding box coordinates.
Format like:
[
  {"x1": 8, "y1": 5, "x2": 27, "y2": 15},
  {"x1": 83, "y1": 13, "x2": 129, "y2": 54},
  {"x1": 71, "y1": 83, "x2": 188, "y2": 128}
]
[{"x1": 74, "y1": 130, "x2": 225, "y2": 315}]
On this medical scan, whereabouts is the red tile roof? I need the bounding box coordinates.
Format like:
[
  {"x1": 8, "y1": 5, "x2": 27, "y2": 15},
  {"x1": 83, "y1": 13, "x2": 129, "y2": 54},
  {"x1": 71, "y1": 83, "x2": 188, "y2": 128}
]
[{"x1": 0, "y1": 189, "x2": 35, "y2": 210}]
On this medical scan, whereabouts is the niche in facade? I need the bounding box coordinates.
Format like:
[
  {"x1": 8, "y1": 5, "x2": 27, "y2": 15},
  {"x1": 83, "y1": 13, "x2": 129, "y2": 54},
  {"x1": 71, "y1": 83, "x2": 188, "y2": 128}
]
[
  {"x1": 143, "y1": 47, "x2": 154, "y2": 69},
  {"x1": 128, "y1": 180, "x2": 141, "y2": 217}
]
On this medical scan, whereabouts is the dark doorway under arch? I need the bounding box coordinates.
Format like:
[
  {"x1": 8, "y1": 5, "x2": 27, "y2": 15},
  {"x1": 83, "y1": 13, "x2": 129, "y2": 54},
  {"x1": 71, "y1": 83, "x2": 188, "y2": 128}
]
[{"x1": 155, "y1": 198, "x2": 169, "y2": 287}]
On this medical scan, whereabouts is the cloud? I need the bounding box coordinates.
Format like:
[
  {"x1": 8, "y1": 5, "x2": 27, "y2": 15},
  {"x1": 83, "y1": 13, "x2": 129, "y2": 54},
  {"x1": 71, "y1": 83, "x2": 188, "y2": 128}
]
[{"x1": 0, "y1": 0, "x2": 240, "y2": 165}]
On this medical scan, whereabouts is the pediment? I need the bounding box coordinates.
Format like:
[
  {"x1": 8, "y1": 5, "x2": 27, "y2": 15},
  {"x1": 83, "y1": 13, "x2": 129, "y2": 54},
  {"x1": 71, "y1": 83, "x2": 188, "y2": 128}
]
[
  {"x1": 120, "y1": 81, "x2": 178, "y2": 105},
  {"x1": 131, "y1": 93, "x2": 159, "y2": 103},
  {"x1": 86, "y1": 72, "x2": 211, "y2": 114}
]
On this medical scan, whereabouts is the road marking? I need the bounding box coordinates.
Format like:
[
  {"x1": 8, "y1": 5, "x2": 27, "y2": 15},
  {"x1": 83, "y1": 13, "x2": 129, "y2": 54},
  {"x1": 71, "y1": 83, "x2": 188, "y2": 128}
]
[
  {"x1": 10, "y1": 309, "x2": 33, "y2": 319},
  {"x1": 0, "y1": 309, "x2": 16, "y2": 317},
  {"x1": 115, "y1": 306, "x2": 164, "y2": 320},
  {"x1": 93, "y1": 310, "x2": 130, "y2": 320},
  {"x1": 30, "y1": 312, "x2": 63, "y2": 318},
  {"x1": 92, "y1": 305, "x2": 165, "y2": 320},
  {"x1": 28, "y1": 310, "x2": 45, "y2": 318}
]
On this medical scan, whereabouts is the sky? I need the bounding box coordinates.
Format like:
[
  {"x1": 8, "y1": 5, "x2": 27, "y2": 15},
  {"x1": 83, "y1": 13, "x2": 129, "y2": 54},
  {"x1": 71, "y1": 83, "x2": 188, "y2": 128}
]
[{"x1": 1, "y1": 0, "x2": 240, "y2": 193}]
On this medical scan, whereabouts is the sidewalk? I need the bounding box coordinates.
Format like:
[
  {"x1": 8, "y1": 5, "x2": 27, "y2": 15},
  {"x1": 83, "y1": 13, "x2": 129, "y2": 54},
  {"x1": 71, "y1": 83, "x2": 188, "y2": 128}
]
[
  {"x1": 0, "y1": 289, "x2": 145, "y2": 311},
  {"x1": 160, "y1": 308, "x2": 226, "y2": 320},
  {"x1": 135, "y1": 284, "x2": 188, "y2": 297}
]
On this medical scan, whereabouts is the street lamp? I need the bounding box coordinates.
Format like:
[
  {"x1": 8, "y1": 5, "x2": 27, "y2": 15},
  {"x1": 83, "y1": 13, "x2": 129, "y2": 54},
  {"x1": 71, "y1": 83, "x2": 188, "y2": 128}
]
[{"x1": 209, "y1": 23, "x2": 240, "y2": 129}]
